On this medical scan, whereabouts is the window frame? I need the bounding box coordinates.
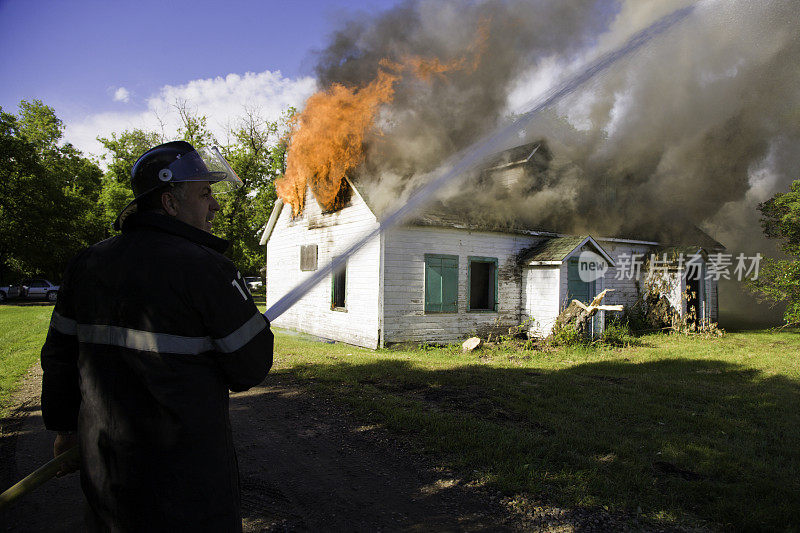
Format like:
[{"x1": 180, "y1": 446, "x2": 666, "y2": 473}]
[
  {"x1": 467, "y1": 256, "x2": 499, "y2": 313},
  {"x1": 424, "y1": 253, "x2": 459, "y2": 314},
  {"x1": 330, "y1": 261, "x2": 347, "y2": 311}
]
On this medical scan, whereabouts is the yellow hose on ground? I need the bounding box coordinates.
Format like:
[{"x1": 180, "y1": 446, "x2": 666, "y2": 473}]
[{"x1": 0, "y1": 446, "x2": 79, "y2": 512}]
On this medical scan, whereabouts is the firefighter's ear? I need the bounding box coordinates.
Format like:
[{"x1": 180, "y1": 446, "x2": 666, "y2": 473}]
[{"x1": 161, "y1": 190, "x2": 179, "y2": 216}]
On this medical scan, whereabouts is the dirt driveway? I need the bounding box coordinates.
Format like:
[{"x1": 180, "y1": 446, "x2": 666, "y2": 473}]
[{"x1": 1, "y1": 366, "x2": 513, "y2": 532}]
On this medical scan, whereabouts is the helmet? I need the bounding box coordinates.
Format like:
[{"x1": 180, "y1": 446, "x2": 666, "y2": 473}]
[{"x1": 114, "y1": 141, "x2": 243, "y2": 230}]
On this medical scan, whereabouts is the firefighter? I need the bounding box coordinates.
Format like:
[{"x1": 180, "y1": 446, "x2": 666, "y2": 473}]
[{"x1": 40, "y1": 141, "x2": 273, "y2": 531}]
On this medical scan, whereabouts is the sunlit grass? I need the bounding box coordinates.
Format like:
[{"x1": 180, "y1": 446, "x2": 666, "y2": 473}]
[
  {"x1": 269, "y1": 328, "x2": 800, "y2": 530},
  {"x1": 0, "y1": 304, "x2": 52, "y2": 416},
  {"x1": 2, "y1": 300, "x2": 798, "y2": 529}
]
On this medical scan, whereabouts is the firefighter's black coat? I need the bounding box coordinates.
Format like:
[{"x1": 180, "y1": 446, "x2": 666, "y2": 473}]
[{"x1": 41, "y1": 212, "x2": 274, "y2": 532}]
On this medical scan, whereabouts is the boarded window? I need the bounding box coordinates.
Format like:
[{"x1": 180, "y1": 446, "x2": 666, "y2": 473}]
[
  {"x1": 468, "y1": 257, "x2": 498, "y2": 311},
  {"x1": 300, "y1": 244, "x2": 318, "y2": 271},
  {"x1": 424, "y1": 254, "x2": 458, "y2": 313},
  {"x1": 331, "y1": 262, "x2": 346, "y2": 309}
]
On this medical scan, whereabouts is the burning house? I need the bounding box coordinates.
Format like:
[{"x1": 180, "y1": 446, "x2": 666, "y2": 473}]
[
  {"x1": 261, "y1": 141, "x2": 723, "y2": 348},
  {"x1": 252, "y1": 0, "x2": 800, "y2": 345}
]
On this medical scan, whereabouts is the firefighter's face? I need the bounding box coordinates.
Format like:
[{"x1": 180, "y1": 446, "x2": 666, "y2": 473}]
[{"x1": 169, "y1": 181, "x2": 220, "y2": 232}]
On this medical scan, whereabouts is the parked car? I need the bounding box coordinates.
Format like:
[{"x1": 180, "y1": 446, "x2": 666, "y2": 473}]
[
  {"x1": 0, "y1": 283, "x2": 22, "y2": 302},
  {"x1": 20, "y1": 279, "x2": 60, "y2": 302},
  {"x1": 245, "y1": 276, "x2": 263, "y2": 291}
]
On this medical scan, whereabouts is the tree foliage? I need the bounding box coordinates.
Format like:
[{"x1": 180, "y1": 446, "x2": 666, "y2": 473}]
[
  {"x1": 1, "y1": 99, "x2": 291, "y2": 283},
  {"x1": 214, "y1": 107, "x2": 293, "y2": 275},
  {"x1": 96, "y1": 129, "x2": 163, "y2": 227},
  {"x1": 748, "y1": 180, "x2": 800, "y2": 323},
  {"x1": 0, "y1": 100, "x2": 105, "y2": 282},
  {"x1": 176, "y1": 101, "x2": 218, "y2": 149}
]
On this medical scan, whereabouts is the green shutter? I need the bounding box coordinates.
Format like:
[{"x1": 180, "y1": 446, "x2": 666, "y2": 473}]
[
  {"x1": 567, "y1": 258, "x2": 594, "y2": 303},
  {"x1": 442, "y1": 259, "x2": 458, "y2": 312},
  {"x1": 425, "y1": 257, "x2": 443, "y2": 312},
  {"x1": 492, "y1": 260, "x2": 499, "y2": 311},
  {"x1": 425, "y1": 254, "x2": 458, "y2": 313}
]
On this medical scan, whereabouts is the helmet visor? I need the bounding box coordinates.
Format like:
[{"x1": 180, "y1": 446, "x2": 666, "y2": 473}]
[{"x1": 165, "y1": 146, "x2": 243, "y2": 194}]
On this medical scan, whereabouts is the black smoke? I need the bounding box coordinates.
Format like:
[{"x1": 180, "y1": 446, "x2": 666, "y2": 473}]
[{"x1": 311, "y1": 0, "x2": 800, "y2": 325}]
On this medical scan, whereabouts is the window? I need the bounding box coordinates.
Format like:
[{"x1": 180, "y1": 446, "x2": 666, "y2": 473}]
[
  {"x1": 300, "y1": 244, "x2": 318, "y2": 271},
  {"x1": 567, "y1": 258, "x2": 595, "y2": 303},
  {"x1": 331, "y1": 262, "x2": 346, "y2": 310},
  {"x1": 468, "y1": 257, "x2": 498, "y2": 311},
  {"x1": 424, "y1": 254, "x2": 458, "y2": 313}
]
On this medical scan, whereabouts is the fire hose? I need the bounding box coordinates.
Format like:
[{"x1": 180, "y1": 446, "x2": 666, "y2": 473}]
[
  {"x1": 0, "y1": 4, "x2": 694, "y2": 512},
  {"x1": 0, "y1": 446, "x2": 79, "y2": 511}
]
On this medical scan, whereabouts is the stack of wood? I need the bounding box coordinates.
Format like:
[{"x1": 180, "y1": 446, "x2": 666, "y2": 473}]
[{"x1": 553, "y1": 289, "x2": 623, "y2": 335}]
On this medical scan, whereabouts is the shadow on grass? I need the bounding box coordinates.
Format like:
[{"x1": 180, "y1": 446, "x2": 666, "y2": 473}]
[{"x1": 269, "y1": 356, "x2": 800, "y2": 530}]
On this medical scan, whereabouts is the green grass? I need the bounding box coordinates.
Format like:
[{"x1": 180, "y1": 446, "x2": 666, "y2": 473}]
[
  {"x1": 0, "y1": 289, "x2": 267, "y2": 415},
  {"x1": 2, "y1": 300, "x2": 798, "y2": 530},
  {"x1": 271, "y1": 329, "x2": 800, "y2": 531},
  {"x1": 251, "y1": 287, "x2": 266, "y2": 310},
  {"x1": 0, "y1": 303, "x2": 53, "y2": 416}
]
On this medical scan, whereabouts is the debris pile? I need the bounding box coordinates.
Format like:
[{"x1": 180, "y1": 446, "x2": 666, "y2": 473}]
[{"x1": 552, "y1": 289, "x2": 623, "y2": 336}]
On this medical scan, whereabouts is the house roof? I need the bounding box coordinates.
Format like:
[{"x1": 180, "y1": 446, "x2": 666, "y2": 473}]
[
  {"x1": 259, "y1": 199, "x2": 284, "y2": 245},
  {"x1": 404, "y1": 202, "x2": 559, "y2": 237},
  {"x1": 524, "y1": 235, "x2": 588, "y2": 262},
  {"x1": 521, "y1": 235, "x2": 615, "y2": 266},
  {"x1": 262, "y1": 142, "x2": 725, "y2": 251}
]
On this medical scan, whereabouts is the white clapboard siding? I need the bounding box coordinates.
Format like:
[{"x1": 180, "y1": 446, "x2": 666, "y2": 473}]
[
  {"x1": 265, "y1": 188, "x2": 382, "y2": 348},
  {"x1": 599, "y1": 242, "x2": 653, "y2": 308},
  {"x1": 265, "y1": 185, "x2": 720, "y2": 348},
  {"x1": 521, "y1": 267, "x2": 560, "y2": 336},
  {"x1": 382, "y1": 226, "x2": 543, "y2": 343}
]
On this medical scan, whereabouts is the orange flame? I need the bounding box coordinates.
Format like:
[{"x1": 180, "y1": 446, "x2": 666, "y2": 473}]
[
  {"x1": 276, "y1": 70, "x2": 399, "y2": 216},
  {"x1": 276, "y1": 20, "x2": 490, "y2": 217}
]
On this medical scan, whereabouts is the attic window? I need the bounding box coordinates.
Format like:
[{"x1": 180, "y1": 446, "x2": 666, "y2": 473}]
[
  {"x1": 468, "y1": 257, "x2": 498, "y2": 312},
  {"x1": 300, "y1": 244, "x2": 318, "y2": 271}
]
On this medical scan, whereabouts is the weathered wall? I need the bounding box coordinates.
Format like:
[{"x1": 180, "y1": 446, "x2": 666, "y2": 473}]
[
  {"x1": 266, "y1": 188, "x2": 382, "y2": 348},
  {"x1": 599, "y1": 240, "x2": 719, "y2": 324},
  {"x1": 382, "y1": 226, "x2": 543, "y2": 344},
  {"x1": 705, "y1": 276, "x2": 718, "y2": 323},
  {"x1": 597, "y1": 241, "x2": 653, "y2": 308}
]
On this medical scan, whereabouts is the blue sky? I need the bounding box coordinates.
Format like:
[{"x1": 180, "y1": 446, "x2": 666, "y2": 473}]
[{"x1": 0, "y1": 0, "x2": 403, "y2": 157}]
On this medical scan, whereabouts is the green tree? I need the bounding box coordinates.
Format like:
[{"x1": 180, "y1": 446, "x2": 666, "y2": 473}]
[
  {"x1": 17, "y1": 99, "x2": 64, "y2": 153},
  {"x1": 748, "y1": 179, "x2": 800, "y2": 323},
  {"x1": 97, "y1": 129, "x2": 163, "y2": 228},
  {"x1": 214, "y1": 108, "x2": 292, "y2": 275},
  {"x1": 0, "y1": 101, "x2": 105, "y2": 282},
  {"x1": 176, "y1": 101, "x2": 217, "y2": 148}
]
